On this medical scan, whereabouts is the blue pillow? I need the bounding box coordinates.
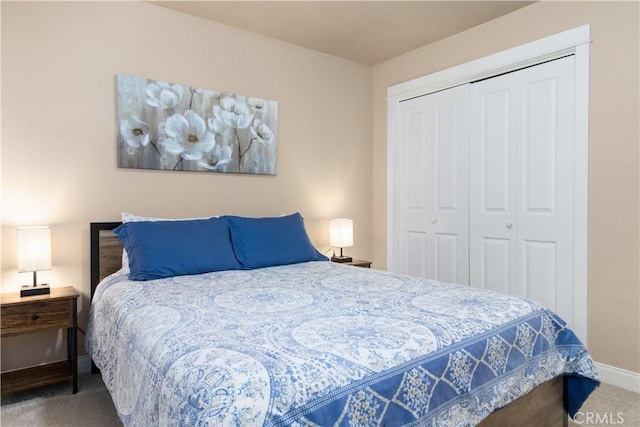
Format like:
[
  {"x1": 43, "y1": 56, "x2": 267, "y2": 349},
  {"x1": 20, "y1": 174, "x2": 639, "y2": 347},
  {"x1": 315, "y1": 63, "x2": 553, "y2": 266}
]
[
  {"x1": 226, "y1": 213, "x2": 328, "y2": 269},
  {"x1": 113, "y1": 217, "x2": 242, "y2": 280}
]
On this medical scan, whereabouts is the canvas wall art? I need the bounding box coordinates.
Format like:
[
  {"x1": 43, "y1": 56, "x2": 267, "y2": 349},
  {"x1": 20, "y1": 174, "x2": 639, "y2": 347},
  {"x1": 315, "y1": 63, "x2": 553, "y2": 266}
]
[{"x1": 116, "y1": 74, "x2": 278, "y2": 175}]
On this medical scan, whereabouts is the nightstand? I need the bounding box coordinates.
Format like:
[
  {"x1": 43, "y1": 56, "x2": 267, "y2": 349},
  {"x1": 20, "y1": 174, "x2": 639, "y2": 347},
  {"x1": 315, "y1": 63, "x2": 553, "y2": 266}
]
[
  {"x1": 1, "y1": 286, "x2": 79, "y2": 395},
  {"x1": 341, "y1": 259, "x2": 372, "y2": 268}
]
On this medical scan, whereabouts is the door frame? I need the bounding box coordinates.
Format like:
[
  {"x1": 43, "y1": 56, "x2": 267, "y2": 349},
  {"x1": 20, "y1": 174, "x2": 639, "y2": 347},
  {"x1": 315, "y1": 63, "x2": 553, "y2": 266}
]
[{"x1": 387, "y1": 25, "x2": 590, "y2": 343}]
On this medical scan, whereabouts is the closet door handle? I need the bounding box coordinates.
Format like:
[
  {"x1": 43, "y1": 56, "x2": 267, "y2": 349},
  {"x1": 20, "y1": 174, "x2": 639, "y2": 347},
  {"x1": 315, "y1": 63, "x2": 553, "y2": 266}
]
[
  {"x1": 431, "y1": 217, "x2": 438, "y2": 224},
  {"x1": 505, "y1": 222, "x2": 513, "y2": 229}
]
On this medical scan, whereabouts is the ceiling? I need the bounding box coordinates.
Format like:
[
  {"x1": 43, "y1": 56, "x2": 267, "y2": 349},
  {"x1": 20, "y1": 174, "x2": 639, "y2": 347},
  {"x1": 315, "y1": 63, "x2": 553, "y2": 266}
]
[{"x1": 151, "y1": 1, "x2": 534, "y2": 65}]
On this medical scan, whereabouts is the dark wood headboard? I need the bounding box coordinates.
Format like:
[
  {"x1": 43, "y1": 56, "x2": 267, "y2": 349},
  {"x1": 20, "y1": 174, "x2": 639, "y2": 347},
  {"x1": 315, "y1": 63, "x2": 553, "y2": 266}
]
[{"x1": 90, "y1": 222, "x2": 123, "y2": 300}]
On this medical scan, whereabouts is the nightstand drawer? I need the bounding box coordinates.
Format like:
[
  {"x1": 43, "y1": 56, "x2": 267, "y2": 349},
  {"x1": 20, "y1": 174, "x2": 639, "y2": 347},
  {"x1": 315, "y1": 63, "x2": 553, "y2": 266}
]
[{"x1": 1, "y1": 299, "x2": 73, "y2": 336}]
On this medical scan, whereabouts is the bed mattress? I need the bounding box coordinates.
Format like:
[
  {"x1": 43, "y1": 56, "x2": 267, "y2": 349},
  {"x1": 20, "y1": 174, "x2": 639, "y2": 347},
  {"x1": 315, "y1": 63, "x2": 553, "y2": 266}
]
[{"x1": 86, "y1": 261, "x2": 598, "y2": 426}]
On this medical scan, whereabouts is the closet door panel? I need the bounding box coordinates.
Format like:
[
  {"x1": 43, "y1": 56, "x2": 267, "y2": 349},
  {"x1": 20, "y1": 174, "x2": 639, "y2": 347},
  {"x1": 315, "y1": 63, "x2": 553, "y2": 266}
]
[
  {"x1": 516, "y1": 57, "x2": 575, "y2": 320},
  {"x1": 406, "y1": 111, "x2": 428, "y2": 210},
  {"x1": 470, "y1": 56, "x2": 576, "y2": 326},
  {"x1": 522, "y1": 78, "x2": 558, "y2": 212},
  {"x1": 470, "y1": 84, "x2": 517, "y2": 292},
  {"x1": 481, "y1": 90, "x2": 513, "y2": 213},
  {"x1": 522, "y1": 240, "x2": 557, "y2": 309},
  {"x1": 436, "y1": 103, "x2": 460, "y2": 211},
  {"x1": 436, "y1": 233, "x2": 458, "y2": 283},
  {"x1": 480, "y1": 237, "x2": 512, "y2": 294},
  {"x1": 407, "y1": 232, "x2": 427, "y2": 278},
  {"x1": 398, "y1": 108, "x2": 428, "y2": 276},
  {"x1": 397, "y1": 85, "x2": 470, "y2": 284}
]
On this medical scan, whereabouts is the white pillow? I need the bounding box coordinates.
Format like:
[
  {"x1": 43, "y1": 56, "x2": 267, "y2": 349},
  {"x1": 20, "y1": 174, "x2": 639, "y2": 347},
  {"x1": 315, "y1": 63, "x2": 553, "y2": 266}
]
[{"x1": 121, "y1": 212, "x2": 217, "y2": 223}]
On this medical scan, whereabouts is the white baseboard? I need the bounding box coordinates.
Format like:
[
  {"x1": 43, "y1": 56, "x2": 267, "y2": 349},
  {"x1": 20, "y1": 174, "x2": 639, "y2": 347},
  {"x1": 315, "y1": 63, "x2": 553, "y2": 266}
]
[
  {"x1": 594, "y1": 362, "x2": 640, "y2": 393},
  {"x1": 79, "y1": 355, "x2": 92, "y2": 375}
]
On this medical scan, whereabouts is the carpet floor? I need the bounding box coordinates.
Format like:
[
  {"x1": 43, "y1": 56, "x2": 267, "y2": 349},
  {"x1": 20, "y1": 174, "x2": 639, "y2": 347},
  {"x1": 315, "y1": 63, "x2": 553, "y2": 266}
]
[
  {"x1": 1, "y1": 375, "x2": 121, "y2": 427},
  {"x1": 1, "y1": 374, "x2": 638, "y2": 426}
]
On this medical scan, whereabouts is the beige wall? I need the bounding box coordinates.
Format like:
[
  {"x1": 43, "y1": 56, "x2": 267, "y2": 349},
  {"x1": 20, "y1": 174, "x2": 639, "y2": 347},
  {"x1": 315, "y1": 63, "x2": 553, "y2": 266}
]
[
  {"x1": 2, "y1": 0, "x2": 638, "y2": 376},
  {"x1": 372, "y1": 1, "x2": 639, "y2": 372},
  {"x1": 0, "y1": 1, "x2": 372, "y2": 371}
]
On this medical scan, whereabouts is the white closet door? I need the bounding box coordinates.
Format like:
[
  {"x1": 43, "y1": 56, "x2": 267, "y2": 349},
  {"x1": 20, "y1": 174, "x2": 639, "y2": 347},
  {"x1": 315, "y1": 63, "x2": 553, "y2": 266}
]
[
  {"x1": 397, "y1": 85, "x2": 469, "y2": 284},
  {"x1": 469, "y1": 78, "x2": 518, "y2": 295},
  {"x1": 469, "y1": 56, "x2": 576, "y2": 322}
]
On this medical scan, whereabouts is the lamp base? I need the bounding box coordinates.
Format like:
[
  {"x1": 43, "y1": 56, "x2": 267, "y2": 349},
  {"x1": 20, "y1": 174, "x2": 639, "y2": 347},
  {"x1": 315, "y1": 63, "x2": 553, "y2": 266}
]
[
  {"x1": 331, "y1": 255, "x2": 353, "y2": 263},
  {"x1": 20, "y1": 284, "x2": 50, "y2": 297}
]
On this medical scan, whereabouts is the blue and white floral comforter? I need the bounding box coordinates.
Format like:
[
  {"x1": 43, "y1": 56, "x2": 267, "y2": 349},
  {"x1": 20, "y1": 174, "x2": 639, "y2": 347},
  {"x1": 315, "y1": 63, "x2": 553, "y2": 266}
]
[{"x1": 86, "y1": 261, "x2": 598, "y2": 426}]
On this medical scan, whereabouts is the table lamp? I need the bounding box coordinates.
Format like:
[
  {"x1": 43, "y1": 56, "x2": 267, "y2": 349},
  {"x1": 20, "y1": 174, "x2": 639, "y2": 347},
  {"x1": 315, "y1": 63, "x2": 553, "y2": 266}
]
[
  {"x1": 329, "y1": 218, "x2": 353, "y2": 263},
  {"x1": 17, "y1": 226, "x2": 52, "y2": 297}
]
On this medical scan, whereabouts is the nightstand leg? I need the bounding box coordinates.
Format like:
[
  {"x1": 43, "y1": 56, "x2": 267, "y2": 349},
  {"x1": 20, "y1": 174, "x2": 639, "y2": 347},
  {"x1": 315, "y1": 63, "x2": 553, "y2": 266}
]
[
  {"x1": 67, "y1": 328, "x2": 71, "y2": 361},
  {"x1": 71, "y1": 298, "x2": 78, "y2": 394}
]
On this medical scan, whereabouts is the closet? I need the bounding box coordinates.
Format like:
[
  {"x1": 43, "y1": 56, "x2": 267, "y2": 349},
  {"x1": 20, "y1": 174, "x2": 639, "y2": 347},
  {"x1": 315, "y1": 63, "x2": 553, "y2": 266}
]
[{"x1": 395, "y1": 55, "x2": 577, "y2": 326}]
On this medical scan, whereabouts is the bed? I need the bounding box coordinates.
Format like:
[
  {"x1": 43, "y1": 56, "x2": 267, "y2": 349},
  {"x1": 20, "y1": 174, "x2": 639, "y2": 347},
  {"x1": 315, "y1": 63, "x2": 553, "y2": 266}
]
[{"x1": 86, "y1": 216, "x2": 599, "y2": 426}]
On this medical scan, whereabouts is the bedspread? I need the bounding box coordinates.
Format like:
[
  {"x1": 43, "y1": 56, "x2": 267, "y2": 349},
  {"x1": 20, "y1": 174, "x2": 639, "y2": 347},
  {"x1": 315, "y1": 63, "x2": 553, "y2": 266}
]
[{"x1": 86, "y1": 261, "x2": 598, "y2": 426}]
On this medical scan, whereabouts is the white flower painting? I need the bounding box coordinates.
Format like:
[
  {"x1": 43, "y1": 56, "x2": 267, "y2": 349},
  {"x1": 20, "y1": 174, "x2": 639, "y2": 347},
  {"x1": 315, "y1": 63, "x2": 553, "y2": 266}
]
[{"x1": 116, "y1": 74, "x2": 278, "y2": 175}]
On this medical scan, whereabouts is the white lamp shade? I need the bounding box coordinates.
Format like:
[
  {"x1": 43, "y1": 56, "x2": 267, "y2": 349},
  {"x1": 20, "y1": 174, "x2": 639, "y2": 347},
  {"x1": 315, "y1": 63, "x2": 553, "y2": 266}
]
[
  {"x1": 17, "y1": 226, "x2": 52, "y2": 273},
  {"x1": 329, "y1": 219, "x2": 353, "y2": 248}
]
